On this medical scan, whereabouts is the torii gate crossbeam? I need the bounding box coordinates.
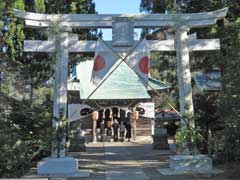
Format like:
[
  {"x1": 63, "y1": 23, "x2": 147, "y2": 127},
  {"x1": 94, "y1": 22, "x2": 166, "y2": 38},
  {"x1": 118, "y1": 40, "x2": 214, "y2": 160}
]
[{"x1": 14, "y1": 8, "x2": 227, "y2": 28}]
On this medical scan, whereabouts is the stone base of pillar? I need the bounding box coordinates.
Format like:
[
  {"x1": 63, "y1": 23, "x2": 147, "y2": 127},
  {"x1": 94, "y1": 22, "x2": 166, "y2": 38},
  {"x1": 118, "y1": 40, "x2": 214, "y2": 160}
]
[
  {"x1": 158, "y1": 155, "x2": 223, "y2": 175},
  {"x1": 152, "y1": 134, "x2": 169, "y2": 149},
  {"x1": 37, "y1": 157, "x2": 90, "y2": 177},
  {"x1": 69, "y1": 136, "x2": 86, "y2": 152}
]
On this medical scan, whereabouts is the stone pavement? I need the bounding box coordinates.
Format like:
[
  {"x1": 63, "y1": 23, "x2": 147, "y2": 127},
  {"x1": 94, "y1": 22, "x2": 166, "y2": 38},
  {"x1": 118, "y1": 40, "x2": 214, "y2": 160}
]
[
  {"x1": 68, "y1": 141, "x2": 170, "y2": 180},
  {"x1": 66, "y1": 141, "x2": 236, "y2": 180},
  {"x1": 21, "y1": 141, "x2": 239, "y2": 180}
]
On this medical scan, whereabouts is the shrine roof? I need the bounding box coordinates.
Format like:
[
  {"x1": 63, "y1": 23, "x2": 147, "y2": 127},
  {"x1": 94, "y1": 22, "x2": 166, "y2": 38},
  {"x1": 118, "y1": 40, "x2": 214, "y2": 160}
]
[
  {"x1": 68, "y1": 59, "x2": 170, "y2": 100},
  {"x1": 193, "y1": 71, "x2": 222, "y2": 91},
  {"x1": 148, "y1": 77, "x2": 170, "y2": 91}
]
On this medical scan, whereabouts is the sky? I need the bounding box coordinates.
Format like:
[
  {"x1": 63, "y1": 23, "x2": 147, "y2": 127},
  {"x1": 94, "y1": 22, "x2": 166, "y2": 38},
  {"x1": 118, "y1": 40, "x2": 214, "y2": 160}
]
[
  {"x1": 93, "y1": 0, "x2": 142, "y2": 40},
  {"x1": 94, "y1": 0, "x2": 141, "y2": 14}
]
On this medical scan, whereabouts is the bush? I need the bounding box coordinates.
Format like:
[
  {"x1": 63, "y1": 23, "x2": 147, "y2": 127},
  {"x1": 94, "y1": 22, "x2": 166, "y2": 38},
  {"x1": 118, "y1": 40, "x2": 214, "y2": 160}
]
[{"x1": 0, "y1": 131, "x2": 31, "y2": 177}]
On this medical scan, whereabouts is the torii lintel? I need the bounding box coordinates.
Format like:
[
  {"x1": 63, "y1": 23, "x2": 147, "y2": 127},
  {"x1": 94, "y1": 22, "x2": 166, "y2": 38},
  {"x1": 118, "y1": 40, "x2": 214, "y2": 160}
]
[{"x1": 13, "y1": 8, "x2": 228, "y2": 29}]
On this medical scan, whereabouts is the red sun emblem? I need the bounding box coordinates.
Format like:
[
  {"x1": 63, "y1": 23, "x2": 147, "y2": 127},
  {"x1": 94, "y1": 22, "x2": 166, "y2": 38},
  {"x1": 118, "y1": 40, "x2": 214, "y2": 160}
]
[
  {"x1": 139, "y1": 56, "x2": 149, "y2": 74},
  {"x1": 93, "y1": 55, "x2": 105, "y2": 71}
]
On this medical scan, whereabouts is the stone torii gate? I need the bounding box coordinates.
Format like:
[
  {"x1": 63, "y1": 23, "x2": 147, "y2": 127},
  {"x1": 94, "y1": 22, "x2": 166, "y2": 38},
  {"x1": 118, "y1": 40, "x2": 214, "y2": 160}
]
[{"x1": 14, "y1": 8, "x2": 227, "y2": 176}]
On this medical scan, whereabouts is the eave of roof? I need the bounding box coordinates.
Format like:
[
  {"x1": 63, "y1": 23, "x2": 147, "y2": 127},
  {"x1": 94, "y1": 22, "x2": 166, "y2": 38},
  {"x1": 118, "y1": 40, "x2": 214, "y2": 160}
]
[
  {"x1": 193, "y1": 71, "x2": 221, "y2": 91},
  {"x1": 148, "y1": 77, "x2": 171, "y2": 91}
]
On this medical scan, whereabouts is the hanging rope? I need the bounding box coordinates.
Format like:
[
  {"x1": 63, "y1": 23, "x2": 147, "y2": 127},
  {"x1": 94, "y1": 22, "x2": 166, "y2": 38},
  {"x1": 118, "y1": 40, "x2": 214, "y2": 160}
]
[
  {"x1": 117, "y1": 107, "x2": 120, "y2": 118},
  {"x1": 102, "y1": 108, "x2": 105, "y2": 119}
]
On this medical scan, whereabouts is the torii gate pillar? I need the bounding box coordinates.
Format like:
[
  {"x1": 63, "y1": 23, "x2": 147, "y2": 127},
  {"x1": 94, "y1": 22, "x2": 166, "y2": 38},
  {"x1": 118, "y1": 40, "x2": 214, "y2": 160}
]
[
  {"x1": 52, "y1": 30, "x2": 70, "y2": 157},
  {"x1": 175, "y1": 28, "x2": 194, "y2": 154},
  {"x1": 175, "y1": 28, "x2": 194, "y2": 121}
]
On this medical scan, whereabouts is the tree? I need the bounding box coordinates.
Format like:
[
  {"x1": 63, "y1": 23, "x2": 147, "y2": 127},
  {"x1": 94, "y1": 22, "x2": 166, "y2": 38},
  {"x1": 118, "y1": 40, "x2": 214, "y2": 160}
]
[
  {"x1": 140, "y1": 0, "x2": 176, "y2": 13},
  {"x1": 218, "y1": 17, "x2": 240, "y2": 161}
]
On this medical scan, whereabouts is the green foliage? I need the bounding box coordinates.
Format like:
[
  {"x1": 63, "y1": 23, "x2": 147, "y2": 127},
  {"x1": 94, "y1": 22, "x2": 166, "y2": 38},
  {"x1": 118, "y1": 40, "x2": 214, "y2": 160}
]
[
  {"x1": 34, "y1": 0, "x2": 46, "y2": 13},
  {"x1": 0, "y1": 134, "x2": 31, "y2": 177},
  {"x1": 149, "y1": 51, "x2": 177, "y2": 112},
  {"x1": 175, "y1": 113, "x2": 203, "y2": 155},
  {"x1": 45, "y1": 0, "x2": 69, "y2": 13},
  {"x1": 70, "y1": 2, "x2": 78, "y2": 13},
  {"x1": 140, "y1": 0, "x2": 176, "y2": 13},
  {"x1": 160, "y1": 96, "x2": 177, "y2": 110},
  {"x1": 12, "y1": 0, "x2": 25, "y2": 10},
  {"x1": 175, "y1": 126, "x2": 202, "y2": 155},
  {"x1": 44, "y1": 0, "x2": 96, "y2": 14},
  {"x1": 0, "y1": 91, "x2": 53, "y2": 177},
  {"x1": 218, "y1": 17, "x2": 240, "y2": 161},
  {"x1": 52, "y1": 109, "x2": 68, "y2": 158}
]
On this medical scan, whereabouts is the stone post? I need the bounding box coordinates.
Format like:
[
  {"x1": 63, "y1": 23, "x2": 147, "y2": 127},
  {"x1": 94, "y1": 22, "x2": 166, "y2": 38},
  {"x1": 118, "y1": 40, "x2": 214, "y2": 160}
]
[
  {"x1": 92, "y1": 111, "x2": 99, "y2": 143},
  {"x1": 52, "y1": 30, "x2": 70, "y2": 157},
  {"x1": 175, "y1": 28, "x2": 194, "y2": 154}
]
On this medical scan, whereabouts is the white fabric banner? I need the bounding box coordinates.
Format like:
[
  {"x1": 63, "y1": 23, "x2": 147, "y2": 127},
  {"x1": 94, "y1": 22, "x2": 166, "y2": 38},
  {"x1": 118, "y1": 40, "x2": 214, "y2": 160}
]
[
  {"x1": 137, "y1": 102, "x2": 155, "y2": 119},
  {"x1": 68, "y1": 104, "x2": 93, "y2": 122},
  {"x1": 125, "y1": 39, "x2": 150, "y2": 86},
  {"x1": 91, "y1": 38, "x2": 119, "y2": 85},
  {"x1": 91, "y1": 38, "x2": 150, "y2": 86}
]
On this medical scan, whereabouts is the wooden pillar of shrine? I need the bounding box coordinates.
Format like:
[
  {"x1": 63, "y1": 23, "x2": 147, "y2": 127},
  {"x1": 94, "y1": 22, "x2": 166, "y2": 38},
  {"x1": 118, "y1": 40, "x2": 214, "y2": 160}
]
[{"x1": 92, "y1": 111, "x2": 99, "y2": 143}]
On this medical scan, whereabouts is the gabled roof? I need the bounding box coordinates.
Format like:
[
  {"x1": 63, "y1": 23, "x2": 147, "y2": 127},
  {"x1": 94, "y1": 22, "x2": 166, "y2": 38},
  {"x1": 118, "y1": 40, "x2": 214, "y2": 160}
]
[
  {"x1": 148, "y1": 77, "x2": 170, "y2": 91},
  {"x1": 155, "y1": 110, "x2": 180, "y2": 121},
  {"x1": 69, "y1": 59, "x2": 170, "y2": 100}
]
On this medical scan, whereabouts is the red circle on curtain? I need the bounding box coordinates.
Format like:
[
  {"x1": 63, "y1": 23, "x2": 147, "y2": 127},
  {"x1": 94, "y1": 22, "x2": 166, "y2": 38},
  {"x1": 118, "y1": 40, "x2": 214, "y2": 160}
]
[
  {"x1": 93, "y1": 55, "x2": 105, "y2": 71},
  {"x1": 139, "y1": 56, "x2": 149, "y2": 74}
]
